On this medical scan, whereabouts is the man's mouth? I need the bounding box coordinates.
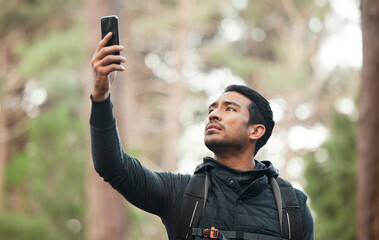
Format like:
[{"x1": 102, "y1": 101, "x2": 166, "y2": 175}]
[{"x1": 206, "y1": 123, "x2": 222, "y2": 133}]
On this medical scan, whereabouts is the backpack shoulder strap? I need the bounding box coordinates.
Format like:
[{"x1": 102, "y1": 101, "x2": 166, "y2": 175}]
[
  {"x1": 270, "y1": 177, "x2": 283, "y2": 234},
  {"x1": 271, "y1": 177, "x2": 303, "y2": 240},
  {"x1": 176, "y1": 172, "x2": 210, "y2": 240}
]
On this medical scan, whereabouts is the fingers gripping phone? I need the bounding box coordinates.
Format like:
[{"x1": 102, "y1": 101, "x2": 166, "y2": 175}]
[{"x1": 101, "y1": 15, "x2": 120, "y2": 64}]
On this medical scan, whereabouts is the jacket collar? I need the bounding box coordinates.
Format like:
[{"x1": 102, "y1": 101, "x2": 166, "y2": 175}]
[
  {"x1": 195, "y1": 156, "x2": 279, "y2": 178},
  {"x1": 195, "y1": 157, "x2": 280, "y2": 199}
]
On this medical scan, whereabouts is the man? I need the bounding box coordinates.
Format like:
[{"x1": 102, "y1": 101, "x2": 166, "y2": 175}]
[{"x1": 90, "y1": 33, "x2": 314, "y2": 239}]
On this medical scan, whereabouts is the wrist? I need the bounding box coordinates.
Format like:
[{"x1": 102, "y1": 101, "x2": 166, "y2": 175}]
[{"x1": 91, "y1": 91, "x2": 110, "y2": 102}]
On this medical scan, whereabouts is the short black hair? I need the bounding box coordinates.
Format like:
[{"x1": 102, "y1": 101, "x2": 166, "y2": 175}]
[{"x1": 224, "y1": 84, "x2": 275, "y2": 155}]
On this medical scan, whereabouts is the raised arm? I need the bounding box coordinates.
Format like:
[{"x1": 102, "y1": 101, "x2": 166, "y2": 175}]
[{"x1": 89, "y1": 35, "x2": 189, "y2": 218}]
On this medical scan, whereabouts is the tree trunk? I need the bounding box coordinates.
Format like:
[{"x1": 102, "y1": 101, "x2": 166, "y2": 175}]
[
  {"x1": 0, "y1": 74, "x2": 26, "y2": 212},
  {"x1": 357, "y1": 0, "x2": 379, "y2": 239},
  {"x1": 162, "y1": 0, "x2": 192, "y2": 171},
  {"x1": 0, "y1": 38, "x2": 20, "y2": 211},
  {"x1": 83, "y1": 0, "x2": 127, "y2": 239}
]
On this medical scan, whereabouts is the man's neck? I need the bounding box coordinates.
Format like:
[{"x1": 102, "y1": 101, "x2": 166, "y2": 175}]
[{"x1": 213, "y1": 151, "x2": 256, "y2": 171}]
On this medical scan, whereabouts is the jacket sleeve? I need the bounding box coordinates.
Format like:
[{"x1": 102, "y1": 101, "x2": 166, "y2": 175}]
[
  {"x1": 294, "y1": 189, "x2": 315, "y2": 240},
  {"x1": 302, "y1": 202, "x2": 315, "y2": 240},
  {"x1": 89, "y1": 95, "x2": 190, "y2": 218}
]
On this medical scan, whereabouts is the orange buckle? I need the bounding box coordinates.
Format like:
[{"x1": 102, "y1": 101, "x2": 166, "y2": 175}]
[{"x1": 203, "y1": 226, "x2": 219, "y2": 239}]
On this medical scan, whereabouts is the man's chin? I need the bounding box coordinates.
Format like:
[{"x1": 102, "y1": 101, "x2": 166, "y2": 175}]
[
  {"x1": 204, "y1": 138, "x2": 227, "y2": 153},
  {"x1": 204, "y1": 136, "x2": 220, "y2": 146}
]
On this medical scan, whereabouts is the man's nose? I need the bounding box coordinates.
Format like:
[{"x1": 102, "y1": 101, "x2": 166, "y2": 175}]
[{"x1": 208, "y1": 109, "x2": 221, "y2": 121}]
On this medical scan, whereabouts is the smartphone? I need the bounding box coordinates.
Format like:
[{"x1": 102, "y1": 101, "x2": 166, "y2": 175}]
[{"x1": 101, "y1": 15, "x2": 120, "y2": 63}]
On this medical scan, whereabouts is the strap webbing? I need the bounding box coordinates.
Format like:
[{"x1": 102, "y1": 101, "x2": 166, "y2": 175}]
[
  {"x1": 203, "y1": 173, "x2": 210, "y2": 211},
  {"x1": 191, "y1": 228, "x2": 285, "y2": 240},
  {"x1": 270, "y1": 177, "x2": 283, "y2": 235}
]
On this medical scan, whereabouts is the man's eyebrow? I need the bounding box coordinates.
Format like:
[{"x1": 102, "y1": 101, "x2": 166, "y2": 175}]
[
  {"x1": 208, "y1": 102, "x2": 217, "y2": 110},
  {"x1": 223, "y1": 101, "x2": 242, "y2": 109},
  {"x1": 208, "y1": 101, "x2": 242, "y2": 110}
]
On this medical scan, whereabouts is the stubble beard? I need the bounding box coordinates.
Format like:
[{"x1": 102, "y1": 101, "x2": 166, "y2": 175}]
[{"x1": 204, "y1": 133, "x2": 247, "y2": 155}]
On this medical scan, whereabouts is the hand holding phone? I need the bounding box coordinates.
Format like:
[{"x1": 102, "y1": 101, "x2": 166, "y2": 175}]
[{"x1": 90, "y1": 15, "x2": 125, "y2": 101}]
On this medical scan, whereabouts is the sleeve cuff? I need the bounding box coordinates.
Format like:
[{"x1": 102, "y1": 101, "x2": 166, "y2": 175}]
[{"x1": 90, "y1": 94, "x2": 115, "y2": 128}]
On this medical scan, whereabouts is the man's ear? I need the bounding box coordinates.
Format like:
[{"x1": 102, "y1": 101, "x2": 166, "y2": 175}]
[{"x1": 249, "y1": 124, "x2": 266, "y2": 141}]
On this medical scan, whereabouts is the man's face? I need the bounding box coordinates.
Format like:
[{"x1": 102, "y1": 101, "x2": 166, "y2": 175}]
[{"x1": 204, "y1": 91, "x2": 253, "y2": 153}]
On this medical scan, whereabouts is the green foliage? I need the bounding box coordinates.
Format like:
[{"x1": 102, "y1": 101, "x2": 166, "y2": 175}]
[
  {"x1": 193, "y1": 0, "x2": 223, "y2": 31},
  {"x1": 201, "y1": 41, "x2": 311, "y2": 92},
  {"x1": 195, "y1": 0, "x2": 326, "y2": 94},
  {"x1": 0, "y1": 211, "x2": 49, "y2": 239},
  {"x1": 4, "y1": 154, "x2": 31, "y2": 187},
  {"x1": 38, "y1": 68, "x2": 84, "y2": 113},
  {"x1": 201, "y1": 42, "x2": 255, "y2": 78},
  {"x1": 133, "y1": 14, "x2": 177, "y2": 35},
  {"x1": 0, "y1": 0, "x2": 80, "y2": 37},
  {"x1": 127, "y1": 205, "x2": 167, "y2": 240},
  {"x1": 3, "y1": 105, "x2": 87, "y2": 240},
  {"x1": 258, "y1": 60, "x2": 311, "y2": 92},
  {"x1": 14, "y1": 23, "x2": 86, "y2": 77},
  {"x1": 1, "y1": 0, "x2": 87, "y2": 238},
  {"x1": 304, "y1": 113, "x2": 356, "y2": 240}
]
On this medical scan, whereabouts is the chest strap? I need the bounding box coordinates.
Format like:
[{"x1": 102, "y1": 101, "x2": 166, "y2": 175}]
[{"x1": 191, "y1": 227, "x2": 285, "y2": 240}]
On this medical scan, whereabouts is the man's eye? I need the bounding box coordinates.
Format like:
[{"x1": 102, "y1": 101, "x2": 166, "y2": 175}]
[
  {"x1": 208, "y1": 109, "x2": 214, "y2": 114},
  {"x1": 226, "y1": 107, "x2": 235, "y2": 111}
]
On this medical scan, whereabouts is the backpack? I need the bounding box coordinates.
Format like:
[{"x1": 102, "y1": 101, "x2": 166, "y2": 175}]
[{"x1": 176, "y1": 171, "x2": 302, "y2": 240}]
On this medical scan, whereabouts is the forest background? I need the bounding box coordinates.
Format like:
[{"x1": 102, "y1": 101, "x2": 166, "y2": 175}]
[{"x1": 0, "y1": 0, "x2": 372, "y2": 239}]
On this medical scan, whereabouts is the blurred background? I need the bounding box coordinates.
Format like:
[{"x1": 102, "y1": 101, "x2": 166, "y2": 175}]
[{"x1": 0, "y1": 0, "x2": 368, "y2": 239}]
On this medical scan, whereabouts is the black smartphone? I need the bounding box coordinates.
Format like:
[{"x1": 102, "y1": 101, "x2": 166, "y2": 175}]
[{"x1": 101, "y1": 15, "x2": 120, "y2": 63}]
